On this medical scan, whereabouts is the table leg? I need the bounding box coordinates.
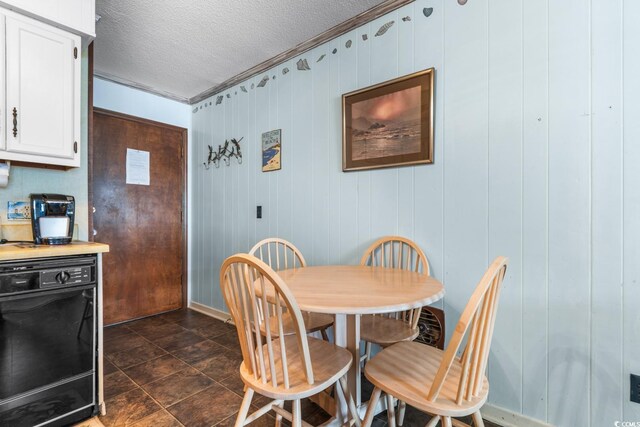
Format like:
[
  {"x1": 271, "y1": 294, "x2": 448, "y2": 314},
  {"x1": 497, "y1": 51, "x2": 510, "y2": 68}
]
[
  {"x1": 332, "y1": 314, "x2": 361, "y2": 422},
  {"x1": 321, "y1": 313, "x2": 383, "y2": 426},
  {"x1": 347, "y1": 314, "x2": 361, "y2": 407},
  {"x1": 334, "y1": 314, "x2": 362, "y2": 403},
  {"x1": 333, "y1": 314, "x2": 347, "y2": 421}
]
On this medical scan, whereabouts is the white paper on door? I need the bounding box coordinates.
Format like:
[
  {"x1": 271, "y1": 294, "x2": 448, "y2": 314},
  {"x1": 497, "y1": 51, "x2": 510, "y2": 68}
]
[{"x1": 126, "y1": 148, "x2": 150, "y2": 185}]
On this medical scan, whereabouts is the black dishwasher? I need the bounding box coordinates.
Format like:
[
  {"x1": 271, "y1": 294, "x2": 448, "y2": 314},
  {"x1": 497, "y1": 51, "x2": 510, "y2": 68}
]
[{"x1": 0, "y1": 254, "x2": 98, "y2": 427}]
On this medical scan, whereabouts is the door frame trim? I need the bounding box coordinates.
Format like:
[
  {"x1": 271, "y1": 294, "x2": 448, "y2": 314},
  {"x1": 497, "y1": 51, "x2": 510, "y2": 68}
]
[{"x1": 89, "y1": 107, "x2": 189, "y2": 310}]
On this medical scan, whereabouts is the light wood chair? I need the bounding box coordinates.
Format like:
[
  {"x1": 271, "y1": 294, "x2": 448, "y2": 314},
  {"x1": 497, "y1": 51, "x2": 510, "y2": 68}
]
[
  {"x1": 359, "y1": 236, "x2": 431, "y2": 362},
  {"x1": 220, "y1": 254, "x2": 361, "y2": 427},
  {"x1": 250, "y1": 238, "x2": 334, "y2": 340},
  {"x1": 361, "y1": 257, "x2": 509, "y2": 427}
]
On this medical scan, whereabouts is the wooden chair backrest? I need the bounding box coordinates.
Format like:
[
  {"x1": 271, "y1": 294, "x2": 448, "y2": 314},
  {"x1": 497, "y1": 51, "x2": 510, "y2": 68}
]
[
  {"x1": 427, "y1": 256, "x2": 508, "y2": 405},
  {"x1": 360, "y1": 236, "x2": 430, "y2": 275},
  {"x1": 250, "y1": 238, "x2": 307, "y2": 271},
  {"x1": 360, "y1": 236, "x2": 430, "y2": 327},
  {"x1": 220, "y1": 253, "x2": 315, "y2": 388}
]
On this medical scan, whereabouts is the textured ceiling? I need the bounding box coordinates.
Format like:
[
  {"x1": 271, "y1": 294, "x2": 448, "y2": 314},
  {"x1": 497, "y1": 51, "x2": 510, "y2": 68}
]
[{"x1": 94, "y1": 0, "x2": 385, "y2": 102}]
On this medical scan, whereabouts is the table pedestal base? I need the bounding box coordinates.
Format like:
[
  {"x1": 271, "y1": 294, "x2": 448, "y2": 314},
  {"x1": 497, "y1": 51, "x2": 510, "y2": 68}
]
[
  {"x1": 309, "y1": 396, "x2": 388, "y2": 426},
  {"x1": 309, "y1": 313, "x2": 388, "y2": 425},
  {"x1": 334, "y1": 314, "x2": 361, "y2": 408}
]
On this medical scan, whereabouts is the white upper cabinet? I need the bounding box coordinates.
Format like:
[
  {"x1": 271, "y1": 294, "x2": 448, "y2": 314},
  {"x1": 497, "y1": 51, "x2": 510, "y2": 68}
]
[
  {"x1": 0, "y1": 9, "x2": 81, "y2": 167},
  {"x1": 0, "y1": 0, "x2": 94, "y2": 37}
]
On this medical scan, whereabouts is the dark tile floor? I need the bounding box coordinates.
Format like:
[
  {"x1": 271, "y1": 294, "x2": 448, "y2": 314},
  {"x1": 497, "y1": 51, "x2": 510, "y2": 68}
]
[{"x1": 101, "y1": 309, "x2": 501, "y2": 427}]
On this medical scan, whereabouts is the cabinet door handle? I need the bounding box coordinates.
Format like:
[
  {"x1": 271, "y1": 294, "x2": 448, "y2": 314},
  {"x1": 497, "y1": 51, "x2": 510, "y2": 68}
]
[{"x1": 12, "y1": 108, "x2": 17, "y2": 138}]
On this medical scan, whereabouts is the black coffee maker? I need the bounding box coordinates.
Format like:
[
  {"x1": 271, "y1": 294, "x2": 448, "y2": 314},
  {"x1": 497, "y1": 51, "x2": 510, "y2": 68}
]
[{"x1": 30, "y1": 194, "x2": 75, "y2": 245}]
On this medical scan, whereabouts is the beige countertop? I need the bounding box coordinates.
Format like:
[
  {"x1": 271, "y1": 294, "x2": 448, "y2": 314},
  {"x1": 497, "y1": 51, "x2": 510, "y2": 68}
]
[{"x1": 0, "y1": 241, "x2": 109, "y2": 261}]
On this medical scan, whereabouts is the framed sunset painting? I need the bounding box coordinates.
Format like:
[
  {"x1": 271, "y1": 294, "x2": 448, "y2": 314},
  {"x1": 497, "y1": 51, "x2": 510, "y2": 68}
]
[{"x1": 342, "y1": 68, "x2": 434, "y2": 171}]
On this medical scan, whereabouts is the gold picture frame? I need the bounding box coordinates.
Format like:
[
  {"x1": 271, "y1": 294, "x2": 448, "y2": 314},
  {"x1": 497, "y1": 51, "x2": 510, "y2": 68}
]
[{"x1": 342, "y1": 68, "x2": 434, "y2": 171}]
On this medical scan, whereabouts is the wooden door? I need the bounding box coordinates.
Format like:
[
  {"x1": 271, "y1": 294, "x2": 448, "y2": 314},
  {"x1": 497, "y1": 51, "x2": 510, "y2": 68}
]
[
  {"x1": 4, "y1": 10, "x2": 80, "y2": 165},
  {"x1": 92, "y1": 109, "x2": 187, "y2": 325}
]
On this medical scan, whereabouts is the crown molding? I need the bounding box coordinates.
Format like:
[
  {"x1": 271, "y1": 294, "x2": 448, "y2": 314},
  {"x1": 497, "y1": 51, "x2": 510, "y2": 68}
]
[{"x1": 188, "y1": 0, "x2": 415, "y2": 105}]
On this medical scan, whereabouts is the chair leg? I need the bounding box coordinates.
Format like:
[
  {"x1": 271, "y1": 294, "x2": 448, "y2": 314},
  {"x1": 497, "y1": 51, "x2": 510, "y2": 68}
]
[
  {"x1": 471, "y1": 411, "x2": 484, "y2": 427},
  {"x1": 338, "y1": 376, "x2": 361, "y2": 427},
  {"x1": 442, "y1": 416, "x2": 452, "y2": 427},
  {"x1": 274, "y1": 401, "x2": 284, "y2": 427},
  {"x1": 321, "y1": 327, "x2": 330, "y2": 341},
  {"x1": 397, "y1": 400, "x2": 406, "y2": 426},
  {"x1": 365, "y1": 342, "x2": 372, "y2": 364},
  {"x1": 385, "y1": 394, "x2": 396, "y2": 427},
  {"x1": 234, "y1": 388, "x2": 254, "y2": 427},
  {"x1": 425, "y1": 415, "x2": 441, "y2": 427},
  {"x1": 292, "y1": 399, "x2": 302, "y2": 427},
  {"x1": 362, "y1": 387, "x2": 382, "y2": 427}
]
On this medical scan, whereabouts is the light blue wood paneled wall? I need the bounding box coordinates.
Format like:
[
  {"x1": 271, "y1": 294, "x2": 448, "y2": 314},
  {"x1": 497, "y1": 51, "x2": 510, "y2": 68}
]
[{"x1": 190, "y1": 1, "x2": 640, "y2": 424}]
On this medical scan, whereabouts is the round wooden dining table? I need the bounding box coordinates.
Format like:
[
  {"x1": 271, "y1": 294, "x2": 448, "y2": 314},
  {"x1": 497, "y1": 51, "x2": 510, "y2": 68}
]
[{"x1": 276, "y1": 265, "x2": 445, "y2": 420}]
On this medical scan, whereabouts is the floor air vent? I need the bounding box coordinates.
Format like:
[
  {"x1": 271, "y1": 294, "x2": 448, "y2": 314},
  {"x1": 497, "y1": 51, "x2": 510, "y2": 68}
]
[{"x1": 415, "y1": 306, "x2": 445, "y2": 350}]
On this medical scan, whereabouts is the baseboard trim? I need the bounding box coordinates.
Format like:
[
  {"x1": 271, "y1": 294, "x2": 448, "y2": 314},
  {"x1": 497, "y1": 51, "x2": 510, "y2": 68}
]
[
  {"x1": 188, "y1": 301, "x2": 233, "y2": 324},
  {"x1": 482, "y1": 403, "x2": 552, "y2": 427}
]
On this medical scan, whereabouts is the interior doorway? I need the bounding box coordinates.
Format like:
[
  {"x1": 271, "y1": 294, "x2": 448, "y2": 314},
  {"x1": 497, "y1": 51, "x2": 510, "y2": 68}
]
[{"x1": 90, "y1": 108, "x2": 188, "y2": 325}]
